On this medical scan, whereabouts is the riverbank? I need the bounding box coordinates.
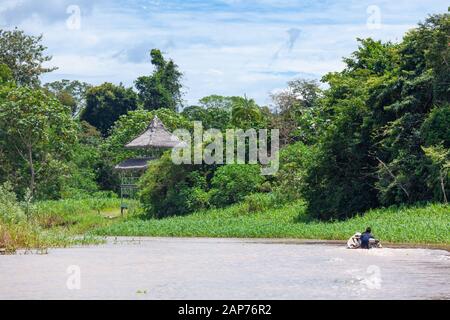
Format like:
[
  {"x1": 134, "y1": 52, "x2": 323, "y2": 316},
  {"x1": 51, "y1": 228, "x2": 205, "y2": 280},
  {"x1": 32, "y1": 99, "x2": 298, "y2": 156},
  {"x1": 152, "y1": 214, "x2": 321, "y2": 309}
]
[
  {"x1": 93, "y1": 201, "x2": 450, "y2": 246},
  {"x1": 1, "y1": 199, "x2": 449, "y2": 253},
  {"x1": 0, "y1": 197, "x2": 123, "y2": 253},
  {"x1": 101, "y1": 236, "x2": 450, "y2": 251}
]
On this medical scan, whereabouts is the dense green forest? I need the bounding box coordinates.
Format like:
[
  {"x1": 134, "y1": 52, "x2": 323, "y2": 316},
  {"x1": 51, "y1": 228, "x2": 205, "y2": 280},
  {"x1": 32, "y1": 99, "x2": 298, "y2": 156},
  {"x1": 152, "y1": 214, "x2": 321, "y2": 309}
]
[{"x1": 0, "y1": 11, "x2": 449, "y2": 248}]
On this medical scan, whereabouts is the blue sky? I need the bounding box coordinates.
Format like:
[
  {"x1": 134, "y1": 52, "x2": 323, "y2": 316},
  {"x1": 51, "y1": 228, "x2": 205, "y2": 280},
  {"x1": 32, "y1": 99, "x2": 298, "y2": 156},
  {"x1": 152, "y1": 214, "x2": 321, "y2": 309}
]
[{"x1": 0, "y1": 0, "x2": 448, "y2": 106}]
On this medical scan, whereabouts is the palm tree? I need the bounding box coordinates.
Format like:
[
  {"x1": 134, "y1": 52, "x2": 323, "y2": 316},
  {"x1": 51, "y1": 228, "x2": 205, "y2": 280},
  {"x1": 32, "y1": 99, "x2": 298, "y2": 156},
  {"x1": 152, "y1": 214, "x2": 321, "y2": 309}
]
[{"x1": 231, "y1": 95, "x2": 262, "y2": 128}]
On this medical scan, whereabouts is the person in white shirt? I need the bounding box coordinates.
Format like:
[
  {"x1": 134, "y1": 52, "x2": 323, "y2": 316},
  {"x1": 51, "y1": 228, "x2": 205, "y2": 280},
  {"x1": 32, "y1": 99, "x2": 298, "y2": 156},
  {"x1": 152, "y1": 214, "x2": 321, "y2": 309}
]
[{"x1": 346, "y1": 232, "x2": 362, "y2": 249}]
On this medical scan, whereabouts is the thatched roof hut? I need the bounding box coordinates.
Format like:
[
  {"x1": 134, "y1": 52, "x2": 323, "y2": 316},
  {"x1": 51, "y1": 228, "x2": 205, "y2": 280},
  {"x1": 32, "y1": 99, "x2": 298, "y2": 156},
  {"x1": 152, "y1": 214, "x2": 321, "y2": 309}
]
[
  {"x1": 114, "y1": 157, "x2": 153, "y2": 171},
  {"x1": 125, "y1": 115, "x2": 182, "y2": 149}
]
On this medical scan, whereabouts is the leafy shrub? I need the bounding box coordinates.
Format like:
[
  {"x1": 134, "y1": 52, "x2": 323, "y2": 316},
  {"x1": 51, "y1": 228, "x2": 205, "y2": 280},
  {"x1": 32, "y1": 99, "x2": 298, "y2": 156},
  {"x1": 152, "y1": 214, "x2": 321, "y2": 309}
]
[
  {"x1": 0, "y1": 221, "x2": 42, "y2": 253},
  {"x1": 0, "y1": 182, "x2": 25, "y2": 223},
  {"x1": 209, "y1": 164, "x2": 264, "y2": 207},
  {"x1": 238, "y1": 193, "x2": 280, "y2": 214},
  {"x1": 421, "y1": 104, "x2": 450, "y2": 148},
  {"x1": 274, "y1": 142, "x2": 317, "y2": 203},
  {"x1": 139, "y1": 153, "x2": 210, "y2": 217},
  {"x1": 183, "y1": 186, "x2": 211, "y2": 213},
  {"x1": 60, "y1": 122, "x2": 103, "y2": 199}
]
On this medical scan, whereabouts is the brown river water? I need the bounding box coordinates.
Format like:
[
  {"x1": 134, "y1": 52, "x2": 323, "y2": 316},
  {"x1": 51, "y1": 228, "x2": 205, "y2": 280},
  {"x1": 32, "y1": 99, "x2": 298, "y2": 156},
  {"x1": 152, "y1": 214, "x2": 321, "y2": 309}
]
[{"x1": 0, "y1": 237, "x2": 449, "y2": 300}]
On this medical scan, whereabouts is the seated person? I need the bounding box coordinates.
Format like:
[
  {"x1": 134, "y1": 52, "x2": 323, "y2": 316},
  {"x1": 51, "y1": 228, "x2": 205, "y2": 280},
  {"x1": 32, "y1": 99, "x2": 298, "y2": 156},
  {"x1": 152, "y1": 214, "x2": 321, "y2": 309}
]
[
  {"x1": 360, "y1": 227, "x2": 375, "y2": 249},
  {"x1": 346, "y1": 232, "x2": 362, "y2": 249}
]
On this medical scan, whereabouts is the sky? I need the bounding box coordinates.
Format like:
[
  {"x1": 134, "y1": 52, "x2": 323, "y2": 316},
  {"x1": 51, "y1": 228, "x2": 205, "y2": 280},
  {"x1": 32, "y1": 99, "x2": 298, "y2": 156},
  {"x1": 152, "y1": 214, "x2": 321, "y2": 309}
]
[{"x1": 0, "y1": 0, "x2": 448, "y2": 107}]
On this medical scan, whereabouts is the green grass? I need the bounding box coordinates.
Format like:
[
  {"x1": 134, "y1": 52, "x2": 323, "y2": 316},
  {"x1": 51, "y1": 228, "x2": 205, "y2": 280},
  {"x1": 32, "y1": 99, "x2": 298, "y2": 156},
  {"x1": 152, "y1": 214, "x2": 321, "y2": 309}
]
[
  {"x1": 2, "y1": 197, "x2": 449, "y2": 253},
  {"x1": 92, "y1": 200, "x2": 450, "y2": 245},
  {"x1": 34, "y1": 197, "x2": 123, "y2": 234},
  {"x1": 1, "y1": 197, "x2": 129, "y2": 253}
]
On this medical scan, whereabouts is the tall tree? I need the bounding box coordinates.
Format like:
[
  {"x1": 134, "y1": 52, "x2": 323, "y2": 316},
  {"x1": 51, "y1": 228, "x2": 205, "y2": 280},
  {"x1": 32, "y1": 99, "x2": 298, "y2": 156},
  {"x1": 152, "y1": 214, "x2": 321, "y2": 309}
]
[
  {"x1": 182, "y1": 96, "x2": 232, "y2": 131},
  {"x1": 231, "y1": 96, "x2": 264, "y2": 129},
  {"x1": 302, "y1": 39, "x2": 398, "y2": 219},
  {"x1": 0, "y1": 63, "x2": 13, "y2": 85},
  {"x1": 0, "y1": 28, "x2": 56, "y2": 87},
  {"x1": 0, "y1": 64, "x2": 14, "y2": 183},
  {"x1": 422, "y1": 144, "x2": 450, "y2": 204},
  {"x1": 373, "y1": 13, "x2": 450, "y2": 206},
  {"x1": 44, "y1": 80, "x2": 92, "y2": 117},
  {"x1": 199, "y1": 95, "x2": 237, "y2": 111},
  {"x1": 135, "y1": 49, "x2": 183, "y2": 111},
  {"x1": 270, "y1": 79, "x2": 322, "y2": 145},
  {"x1": 301, "y1": 12, "x2": 450, "y2": 219},
  {"x1": 0, "y1": 87, "x2": 76, "y2": 197},
  {"x1": 80, "y1": 83, "x2": 138, "y2": 136}
]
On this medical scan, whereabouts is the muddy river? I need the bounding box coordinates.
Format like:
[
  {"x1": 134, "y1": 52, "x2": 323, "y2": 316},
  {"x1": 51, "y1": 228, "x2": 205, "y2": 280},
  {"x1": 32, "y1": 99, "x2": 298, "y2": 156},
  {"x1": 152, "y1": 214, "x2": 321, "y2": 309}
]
[{"x1": 0, "y1": 237, "x2": 449, "y2": 299}]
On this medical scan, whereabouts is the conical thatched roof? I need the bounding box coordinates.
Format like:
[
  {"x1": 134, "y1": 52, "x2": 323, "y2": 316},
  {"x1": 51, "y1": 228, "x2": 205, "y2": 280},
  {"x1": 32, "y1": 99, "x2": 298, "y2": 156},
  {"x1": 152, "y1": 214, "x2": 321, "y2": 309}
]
[{"x1": 125, "y1": 115, "x2": 182, "y2": 149}]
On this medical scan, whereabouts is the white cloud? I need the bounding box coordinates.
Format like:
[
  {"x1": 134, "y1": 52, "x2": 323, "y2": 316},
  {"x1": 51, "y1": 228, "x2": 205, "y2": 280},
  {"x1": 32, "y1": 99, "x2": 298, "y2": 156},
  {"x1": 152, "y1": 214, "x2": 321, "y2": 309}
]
[{"x1": 1, "y1": 0, "x2": 447, "y2": 105}]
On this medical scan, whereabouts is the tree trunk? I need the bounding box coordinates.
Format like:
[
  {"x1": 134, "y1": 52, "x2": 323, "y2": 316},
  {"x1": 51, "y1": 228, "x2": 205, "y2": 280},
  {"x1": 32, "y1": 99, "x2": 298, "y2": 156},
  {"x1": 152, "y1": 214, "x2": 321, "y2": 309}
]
[
  {"x1": 440, "y1": 170, "x2": 448, "y2": 204},
  {"x1": 28, "y1": 145, "x2": 35, "y2": 196}
]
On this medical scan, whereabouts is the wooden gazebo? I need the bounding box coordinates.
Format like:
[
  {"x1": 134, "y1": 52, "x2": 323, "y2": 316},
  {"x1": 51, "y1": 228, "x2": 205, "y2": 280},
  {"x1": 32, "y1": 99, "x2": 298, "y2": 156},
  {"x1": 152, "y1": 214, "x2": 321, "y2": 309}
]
[{"x1": 114, "y1": 115, "x2": 183, "y2": 214}]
